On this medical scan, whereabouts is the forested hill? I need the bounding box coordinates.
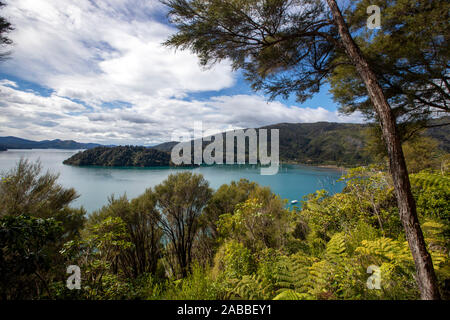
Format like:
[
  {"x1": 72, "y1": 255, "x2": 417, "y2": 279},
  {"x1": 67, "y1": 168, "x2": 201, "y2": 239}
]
[
  {"x1": 424, "y1": 117, "x2": 450, "y2": 153},
  {"x1": 150, "y1": 122, "x2": 370, "y2": 165},
  {"x1": 63, "y1": 146, "x2": 172, "y2": 167},
  {"x1": 0, "y1": 136, "x2": 102, "y2": 150},
  {"x1": 262, "y1": 122, "x2": 369, "y2": 165},
  {"x1": 63, "y1": 121, "x2": 449, "y2": 168}
]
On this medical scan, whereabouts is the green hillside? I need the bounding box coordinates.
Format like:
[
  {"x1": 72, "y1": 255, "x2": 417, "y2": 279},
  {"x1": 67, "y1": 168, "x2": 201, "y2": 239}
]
[
  {"x1": 63, "y1": 146, "x2": 172, "y2": 167},
  {"x1": 63, "y1": 121, "x2": 449, "y2": 168},
  {"x1": 263, "y1": 122, "x2": 369, "y2": 166}
]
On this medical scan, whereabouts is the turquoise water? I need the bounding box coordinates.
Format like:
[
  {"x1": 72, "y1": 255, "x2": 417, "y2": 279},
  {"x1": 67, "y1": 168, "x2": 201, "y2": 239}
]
[{"x1": 0, "y1": 149, "x2": 345, "y2": 213}]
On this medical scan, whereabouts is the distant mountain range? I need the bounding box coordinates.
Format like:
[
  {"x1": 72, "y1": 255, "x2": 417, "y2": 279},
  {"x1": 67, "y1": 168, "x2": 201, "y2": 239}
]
[
  {"x1": 3, "y1": 118, "x2": 448, "y2": 167},
  {"x1": 63, "y1": 119, "x2": 450, "y2": 168},
  {"x1": 0, "y1": 136, "x2": 103, "y2": 150},
  {"x1": 152, "y1": 122, "x2": 372, "y2": 166}
]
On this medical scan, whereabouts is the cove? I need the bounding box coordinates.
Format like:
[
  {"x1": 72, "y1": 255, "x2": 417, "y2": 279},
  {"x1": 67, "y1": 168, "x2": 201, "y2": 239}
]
[{"x1": 0, "y1": 149, "x2": 345, "y2": 213}]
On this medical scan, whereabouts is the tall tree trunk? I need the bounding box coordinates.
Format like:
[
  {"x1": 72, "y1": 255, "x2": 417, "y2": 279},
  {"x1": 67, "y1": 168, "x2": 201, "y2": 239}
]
[{"x1": 326, "y1": 0, "x2": 440, "y2": 300}]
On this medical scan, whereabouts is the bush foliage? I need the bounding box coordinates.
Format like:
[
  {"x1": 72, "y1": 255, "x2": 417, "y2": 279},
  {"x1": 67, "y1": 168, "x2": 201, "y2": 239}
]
[{"x1": 0, "y1": 159, "x2": 449, "y2": 300}]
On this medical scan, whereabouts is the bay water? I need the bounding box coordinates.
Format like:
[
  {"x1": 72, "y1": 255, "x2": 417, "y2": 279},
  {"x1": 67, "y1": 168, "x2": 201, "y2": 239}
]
[{"x1": 0, "y1": 149, "x2": 345, "y2": 213}]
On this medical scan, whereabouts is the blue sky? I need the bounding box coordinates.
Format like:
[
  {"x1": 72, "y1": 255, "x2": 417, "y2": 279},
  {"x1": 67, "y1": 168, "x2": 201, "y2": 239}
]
[{"x1": 0, "y1": 0, "x2": 362, "y2": 145}]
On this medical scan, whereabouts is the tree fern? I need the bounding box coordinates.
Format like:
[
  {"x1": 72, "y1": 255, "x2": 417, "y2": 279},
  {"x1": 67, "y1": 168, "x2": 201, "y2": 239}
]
[
  {"x1": 273, "y1": 290, "x2": 313, "y2": 300},
  {"x1": 273, "y1": 233, "x2": 351, "y2": 299},
  {"x1": 410, "y1": 172, "x2": 450, "y2": 190},
  {"x1": 274, "y1": 254, "x2": 313, "y2": 296},
  {"x1": 325, "y1": 232, "x2": 347, "y2": 259},
  {"x1": 355, "y1": 237, "x2": 412, "y2": 267},
  {"x1": 229, "y1": 274, "x2": 272, "y2": 300}
]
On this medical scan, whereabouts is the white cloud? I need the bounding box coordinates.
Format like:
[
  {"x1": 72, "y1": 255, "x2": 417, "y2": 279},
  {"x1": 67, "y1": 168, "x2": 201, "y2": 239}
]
[
  {"x1": 0, "y1": 82, "x2": 363, "y2": 144},
  {"x1": 3, "y1": 0, "x2": 235, "y2": 103},
  {"x1": 0, "y1": 0, "x2": 364, "y2": 145},
  {"x1": 201, "y1": 95, "x2": 363, "y2": 128},
  {"x1": 0, "y1": 79, "x2": 18, "y2": 87}
]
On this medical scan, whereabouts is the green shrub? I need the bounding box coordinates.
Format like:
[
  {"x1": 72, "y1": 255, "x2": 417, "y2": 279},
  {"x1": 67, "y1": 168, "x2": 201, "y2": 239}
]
[
  {"x1": 212, "y1": 240, "x2": 255, "y2": 280},
  {"x1": 164, "y1": 264, "x2": 221, "y2": 300}
]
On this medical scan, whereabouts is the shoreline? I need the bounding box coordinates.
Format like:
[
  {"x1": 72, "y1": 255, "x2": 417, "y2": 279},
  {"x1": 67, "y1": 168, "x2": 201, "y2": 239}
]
[
  {"x1": 1, "y1": 149, "x2": 353, "y2": 171},
  {"x1": 280, "y1": 160, "x2": 350, "y2": 171},
  {"x1": 63, "y1": 161, "x2": 351, "y2": 172}
]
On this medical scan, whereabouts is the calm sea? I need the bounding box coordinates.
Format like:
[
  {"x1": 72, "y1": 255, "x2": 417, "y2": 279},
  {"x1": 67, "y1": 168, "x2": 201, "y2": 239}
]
[{"x1": 0, "y1": 149, "x2": 345, "y2": 213}]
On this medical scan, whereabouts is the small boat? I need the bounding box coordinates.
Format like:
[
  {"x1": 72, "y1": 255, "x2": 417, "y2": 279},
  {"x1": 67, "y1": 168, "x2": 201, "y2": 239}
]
[{"x1": 291, "y1": 200, "x2": 298, "y2": 205}]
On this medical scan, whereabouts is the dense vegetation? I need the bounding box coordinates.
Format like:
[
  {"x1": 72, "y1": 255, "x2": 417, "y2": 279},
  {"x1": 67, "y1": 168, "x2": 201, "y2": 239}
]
[
  {"x1": 0, "y1": 0, "x2": 448, "y2": 301},
  {"x1": 266, "y1": 122, "x2": 369, "y2": 165},
  {"x1": 1, "y1": 155, "x2": 448, "y2": 300},
  {"x1": 63, "y1": 146, "x2": 173, "y2": 167},
  {"x1": 0, "y1": 160, "x2": 85, "y2": 299},
  {"x1": 425, "y1": 118, "x2": 450, "y2": 153},
  {"x1": 162, "y1": 0, "x2": 448, "y2": 298},
  {"x1": 0, "y1": 136, "x2": 102, "y2": 150},
  {"x1": 64, "y1": 121, "x2": 449, "y2": 168}
]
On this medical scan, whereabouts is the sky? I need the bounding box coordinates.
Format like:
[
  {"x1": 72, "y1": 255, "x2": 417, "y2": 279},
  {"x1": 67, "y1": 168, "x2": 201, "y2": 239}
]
[{"x1": 0, "y1": 0, "x2": 364, "y2": 145}]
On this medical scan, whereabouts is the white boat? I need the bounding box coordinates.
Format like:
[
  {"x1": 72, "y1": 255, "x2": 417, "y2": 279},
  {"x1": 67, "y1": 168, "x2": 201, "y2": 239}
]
[{"x1": 291, "y1": 200, "x2": 298, "y2": 205}]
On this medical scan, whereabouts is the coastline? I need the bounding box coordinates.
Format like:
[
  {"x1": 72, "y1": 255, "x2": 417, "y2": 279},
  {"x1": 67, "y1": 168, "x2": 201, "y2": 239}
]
[
  {"x1": 63, "y1": 160, "x2": 350, "y2": 172},
  {"x1": 2, "y1": 148, "x2": 352, "y2": 172},
  {"x1": 280, "y1": 160, "x2": 350, "y2": 172}
]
